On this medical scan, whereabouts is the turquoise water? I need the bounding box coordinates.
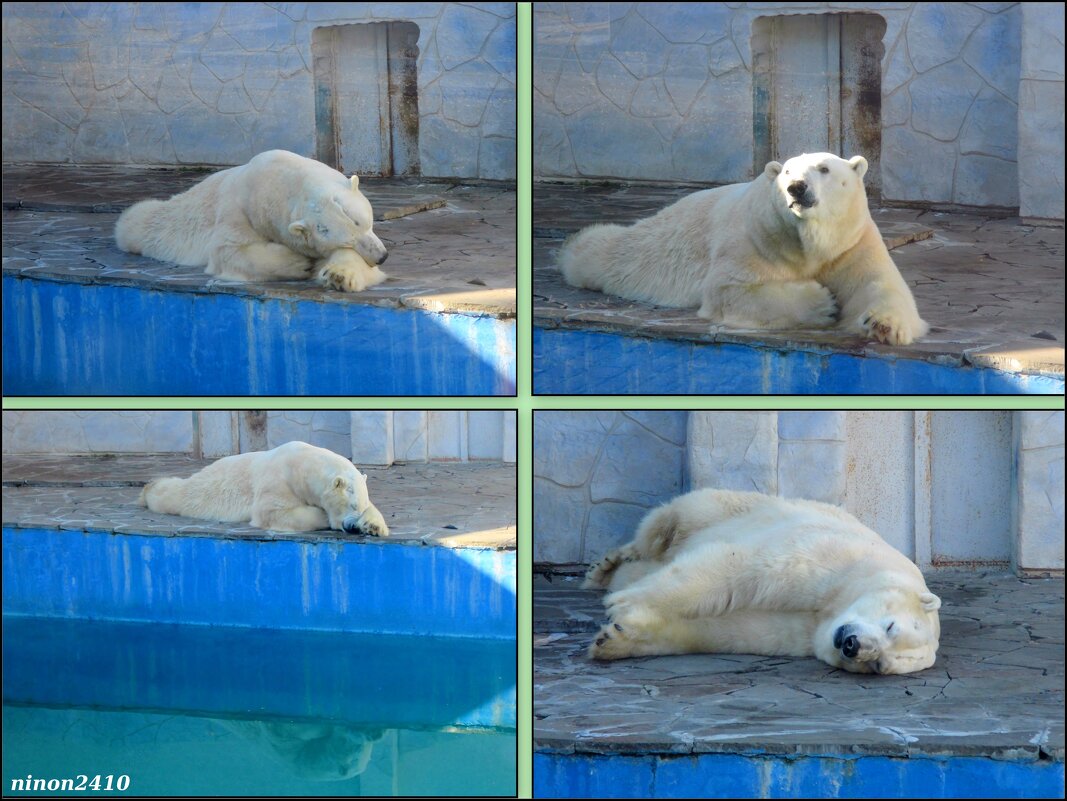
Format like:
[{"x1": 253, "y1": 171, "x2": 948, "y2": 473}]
[{"x1": 2, "y1": 617, "x2": 515, "y2": 796}]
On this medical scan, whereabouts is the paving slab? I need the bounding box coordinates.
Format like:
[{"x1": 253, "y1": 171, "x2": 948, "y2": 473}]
[
  {"x1": 2, "y1": 455, "x2": 515, "y2": 550},
  {"x1": 534, "y1": 573, "x2": 1064, "y2": 760},
  {"x1": 2, "y1": 166, "x2": 515, "y2": 317},
  {"x1": 533, "y1": 183, "x2": 1064, "y2": 379}
]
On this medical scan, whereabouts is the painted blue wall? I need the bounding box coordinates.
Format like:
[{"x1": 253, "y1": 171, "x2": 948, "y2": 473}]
[
  {"x1": 3, "y1": 275, "x2": 516, "y2": 396},
  {"x1": 2, "y1": 527, "x2": 516, "y2": 640},
  {"x1": 534, "y1": 752, "x2": 1064, "y2": 799},
  {"x1": 533, "y1": 327, "x2": 1064, "y2": 395}
]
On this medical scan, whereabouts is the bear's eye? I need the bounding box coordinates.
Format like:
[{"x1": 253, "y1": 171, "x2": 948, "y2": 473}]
[
  {"x1": 818, "y1": 166, "x2": 829, "y2": 174},
  {"x1": 886, "y1": 622, "x2": 895, "y2": 633}
]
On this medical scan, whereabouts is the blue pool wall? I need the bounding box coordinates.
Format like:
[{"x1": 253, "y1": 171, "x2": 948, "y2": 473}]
[
  {"x1": 533, "y1": 327, "x2": 1065, "y2": 395},
  {"x1": 534, "y1": 752, "x2": 1064, "y2": 799},
  {"x1": 2, "y1": 527, "x2": 516, "y2": 640},
  {"x1": 3, "y1": 275, "x2": 516, "y2": 396}
]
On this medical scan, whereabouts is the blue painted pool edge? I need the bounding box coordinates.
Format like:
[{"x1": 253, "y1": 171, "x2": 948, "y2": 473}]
[
  {"x1": 2, "y1": 527, "x2": 516, "y2": 640},
  {"x1": 533, "y1": 326, "x2": 1065, "y2": 395},
  {"x1": 534, "y1": 751, "x2": 1065, "y2": 799},
  {"x1": 2, "y1": 274, "x2": 516, "y2": 395}
]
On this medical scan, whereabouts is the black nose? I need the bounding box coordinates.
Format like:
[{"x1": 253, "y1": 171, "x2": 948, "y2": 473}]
[
  {"x1": 788, "y1": 180, "x2": 807, "y2": 198},
  {"x1": 341, "y1": 515, "x2": 361, "y2": 534},
  {"x1": 842, "y1": 635, "x2": 860, "y2": 659},
  {"x1": 377, "y1": 250, "x2": 388, "y2": 266}
]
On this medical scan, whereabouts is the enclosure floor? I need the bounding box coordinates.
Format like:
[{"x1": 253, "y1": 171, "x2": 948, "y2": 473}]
[
  {"x1": 2, "y1": 455, "x2": 515, "y2": 549},
  {"x1": 534, "y1": 573, "x2": 1064, "y2": 760},
  {"x1": 2, "y1": 166, "x2": 515, "y2": 317},
  {"x1": 534, "y1": 183, "x2": 1064, "y2": 377}
]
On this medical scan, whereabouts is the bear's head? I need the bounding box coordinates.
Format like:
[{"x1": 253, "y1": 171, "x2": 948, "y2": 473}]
[
  {"x1": 319, "y1": 467, "x2": 389, "y2": 538},
  {"x1": 288, "y1": 175, "x2": 389, "y2": 266},
  {"x1": 816, "y1": 585, "x2": 941, "y2": 675},
  {"x1": 764, "y1": 153, "x2": 869, "y2": 222}
]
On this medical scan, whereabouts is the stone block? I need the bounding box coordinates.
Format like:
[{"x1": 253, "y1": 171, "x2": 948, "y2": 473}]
[
  {"x1": 583, "y1": 501, "x2": 650, "y2": 564},
  {"x1": 468, "y1": 411, "x2": 505, "y2": 461},
  {"x1": 687, "y1": 412, "x2": 777, "y2": 494},
  {"x1": 1018, "y1": 80, "x2": 1066, "y2": 220},
  {"x1": 350, "y1": 411, "x2": 395, "y2": 466},
  {"x1": 1020, "y1": 3, "x2": 1065, "y2": 81},
  {"x1": 778, "y1": 442, "x2": 846, "y2": 504},
  {"x1": 437, "y1": 4, "x2": 501, "y2": 71},
  {"x1": 623, "y1": 411, "x2": 688, "y2": 446},
  {"x1": 394, "y1": 411, "x2": 428, "y2": 462},
  {"x1": 429, "y1": 411, "x2": 469, "y2": 461},
  {"x1": 905, "y1": 3, "x2": 985, "y2": 74},
  {"x1": 534, "y1": 411, "x2": 619, "y2": 487},
  {"x1": 197, "y1": 412, "x2": 237, "y2": 458},
  {"x1": 909, "y1": 60, "x2": 984, "y2": 141},
  {"x1": 641, "y1": 4, "x2": 730, "y2": 44},
  {"x1": 954, "y1": 153, "x2": 1019, "y2": 208},
  {"x1": 958, "y1": 86, "x2": 1018, "y2": 162},
  {"x1": 778, "y1": 411, "x2": 845, "y2": 442},
  {"x1": 589, "y1": 417, "x2": 684, "y2": 506},
  {"x1": 534, "y1": 478, "x2": 587, "y2": 564},
  {"x1": 610, "y1": 11, "x2": 668, "y2": 79},
  {"x1": 881, "y1": 127, "x2": 957, "y2": 203},
  {"x1": 962, "y1": 8, "x2": 1021, "y2": 100}
]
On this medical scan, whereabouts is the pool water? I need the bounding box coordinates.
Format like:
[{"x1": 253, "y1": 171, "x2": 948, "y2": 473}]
[{"x1": 2, "y1": 617, "x2": 515, "y2": 796}]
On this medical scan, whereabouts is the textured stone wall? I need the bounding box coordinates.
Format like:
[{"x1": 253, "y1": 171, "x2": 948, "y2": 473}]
[
  {"x1": 1017, "y1": 3, "x2": 1065, "y2": 220},
  {"x1": 536, "y1": 410, "x2": 1064, "y2": 572},
  {"x1": 1, "y1": 410, "x2": 515, "y2": 464},
  {"x1": 1014, "y1": 411, "x2": 1065, "y2": 571},
  {"x1": 533, "y1": 411, "x2": 687, "y2": 564},
  {"x1": 534, "y1": 2, "x2": 1028, "y2": 208},
  {"x1": 1, "y1": 2, "x2": 515, "y2": 179},
  {"x1": 2, "y1": 411, "x2": 194, "y2": 454}
]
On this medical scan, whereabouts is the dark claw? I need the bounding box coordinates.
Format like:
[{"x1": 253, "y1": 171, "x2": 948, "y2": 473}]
[{"x1": 614, "y1": 623, "x2": 623, "y2": 631}]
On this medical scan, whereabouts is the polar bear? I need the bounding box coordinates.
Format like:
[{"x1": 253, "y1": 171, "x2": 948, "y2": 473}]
[
  {"x1": 559, "y1": 153, "x2": 928, "y2": 346},
  {"x1": 139, "y1": 441, "x2": 389, "y2": 536},
  {"x1": 115, "y1": 150, "x2": 389, "y2": 293},
  {"x1": 584, "y1": 489, "x2": 941, "y2": 675}
]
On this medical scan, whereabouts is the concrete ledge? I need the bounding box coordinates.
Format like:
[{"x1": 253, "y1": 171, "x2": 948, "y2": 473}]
[
  {"x1": 533, "y1": 184, "x2": 1065, "y2": 395},
  {"x1": 2, "y1": 458, "x2": 516, "y2": 638},
  {"x1": 2, "y1": 169, "x2": 516, "y2": 396},
  {"x1": 534, "y1": 573, "x2": 1064, "y2": 797}
]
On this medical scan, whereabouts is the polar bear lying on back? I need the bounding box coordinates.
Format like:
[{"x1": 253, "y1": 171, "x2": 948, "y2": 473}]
[
  {"x1": 139, "y1": 441, "x2": 388, "y2": 536},
  {"x1": 560, "y1": 153, "x2": 928, "y2": 345},
  {"x1": 115, "y1": 150, "x2": 389, "y2": 293},
  {"x1": 585, "y1": 489, "x2": 941, "y2": 675}
]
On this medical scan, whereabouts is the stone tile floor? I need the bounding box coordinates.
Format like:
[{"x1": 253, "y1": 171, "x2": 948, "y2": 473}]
[
  {"x1": 2, "y1": 166, "x2": 516, "y2": 317},
  {"x1": 2, "y1": 455, "x2": 516, "y2": 550},
  {"x1": 533, "y1": 183, "x2": 1065, "y2": 376},
  {"x1": 534, "y1": 573, "x2": 1064, "y2": 760}
]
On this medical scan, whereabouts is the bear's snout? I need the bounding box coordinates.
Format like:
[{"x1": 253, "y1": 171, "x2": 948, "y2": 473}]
[
  {"x1": 833, "y1": 624, "x2": 861, "y2": 658},
  {"x1": 787, "y1": 180, "x2": 808, "y2": 198},
  {"x1": 376, "y1": 249, "x2": 388, "y2": 266}
]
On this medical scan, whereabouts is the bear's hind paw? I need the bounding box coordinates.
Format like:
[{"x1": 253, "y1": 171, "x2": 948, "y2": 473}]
[{"x1": 589, "y1": 621, "x2": 636, "y2": 660}]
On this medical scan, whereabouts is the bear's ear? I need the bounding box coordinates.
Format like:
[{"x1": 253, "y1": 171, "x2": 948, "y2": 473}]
[
  {"x1": 350, "y1": 175, "x2": 360, "y2": 191},
  {"x1": 764, "y1": 161, "x2": 782, "y2": 178},
  {"x1": 849, "y1": 156, "x2": 869, "y2": 178},
  {"x1": 920, "y1": 592, "x2": 941, "y2": 612},
  {"x1": 289, "y1": 220, "x2": 309, "y2": 238},
  {"x1": 333, "y1": 476, "x2": 347, "y2": 490}
]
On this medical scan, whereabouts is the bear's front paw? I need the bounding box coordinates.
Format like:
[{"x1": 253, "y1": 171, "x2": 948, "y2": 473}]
[
  {"x1": 604, "y1": 590, "x2": 662, "y2": 630},
  {"x1": 804, "y1": 284, "x2": 839, "y2": 327},
  {"x1": 316, "y1": 249, "x2": 388, "y2": 293},
  {"x1": 860, "y1": 307, "x2": 926, "y2": 346}
]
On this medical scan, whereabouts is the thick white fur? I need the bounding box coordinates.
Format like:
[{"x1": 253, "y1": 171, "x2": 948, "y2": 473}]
[
  {"x1": 560, "y1": 153, "x2": 928, "y2": 345},
  {"x1": 584, "y1": 489, "x2": 941, "y2": 675},
  {"x1": 139, "y1": 441, "x2": 388, "y2": 536},
  {"x1": 115, "y1": 150, "x2": 389, "y2": 292}
]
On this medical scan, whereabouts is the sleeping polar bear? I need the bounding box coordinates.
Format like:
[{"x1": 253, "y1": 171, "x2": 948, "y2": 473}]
[
  {"x1": 139, "y1": 441, "x2": 388, "y2": 536},
  {"x1": 560, "y1": 153, "x2": 928, "y2": 346},
  {"x1": 585, "y1": 489, "x2": 941, "y2": 675},
  {"x1": 115, "y1": 150, "x2": 389, "y2": 292}
]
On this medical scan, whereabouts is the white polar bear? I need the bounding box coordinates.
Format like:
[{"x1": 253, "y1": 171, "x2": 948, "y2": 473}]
[
  {"x1": 584, "y1": 489, "x2": 941, "y2": 675},
  {"x1": 559, "y1": 153, "x2": 928, "y2": 346},
  {"x1": 139, "y1": 441, "x2": 389, "y2": 536},
  {"x1": 115, "y1": 150, "x2": 389, "y2": 293}
]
